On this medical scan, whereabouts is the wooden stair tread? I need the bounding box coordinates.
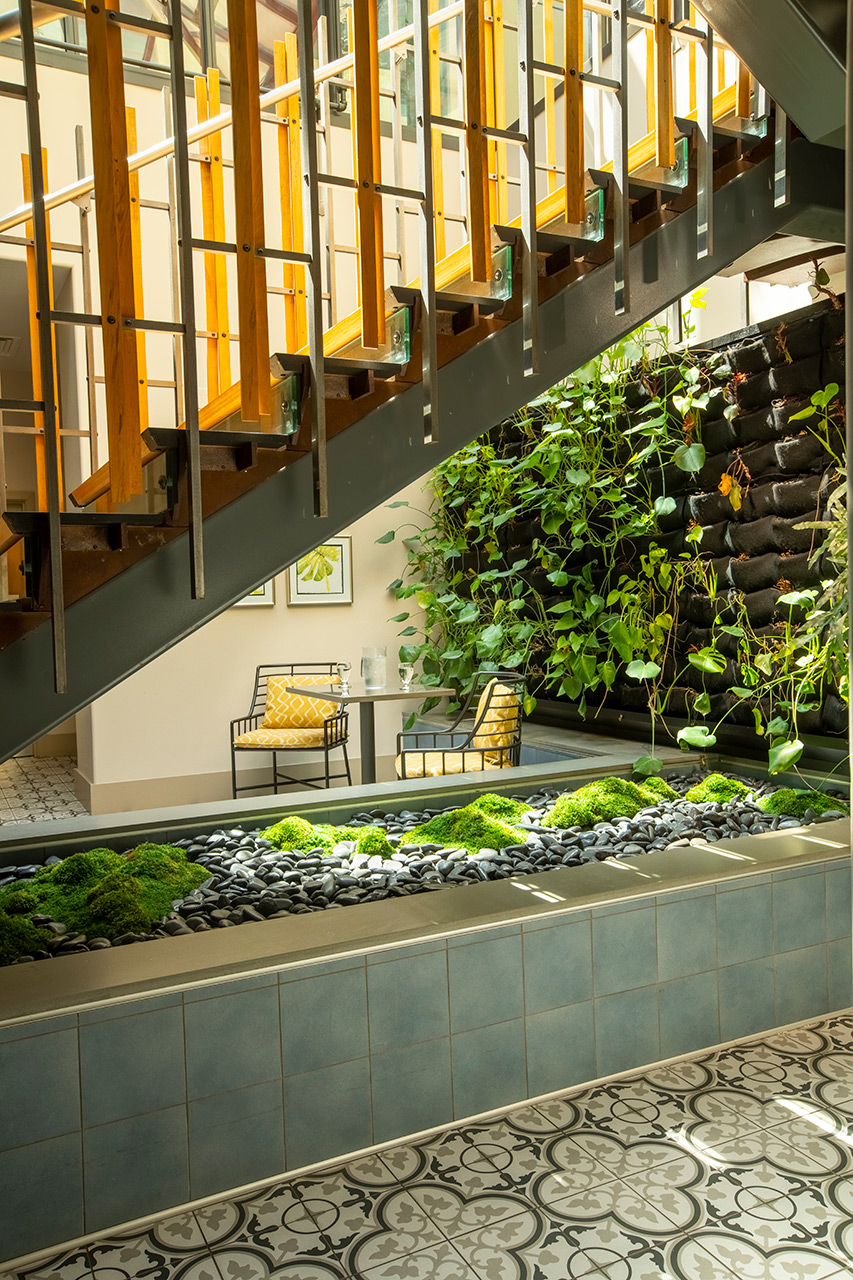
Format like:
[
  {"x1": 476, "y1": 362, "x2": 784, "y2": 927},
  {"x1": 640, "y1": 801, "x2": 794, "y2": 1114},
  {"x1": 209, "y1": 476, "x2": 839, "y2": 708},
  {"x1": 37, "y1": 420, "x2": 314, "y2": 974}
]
[{"x1": 142, "y1": 426, "x2": 293, "y2": 452}]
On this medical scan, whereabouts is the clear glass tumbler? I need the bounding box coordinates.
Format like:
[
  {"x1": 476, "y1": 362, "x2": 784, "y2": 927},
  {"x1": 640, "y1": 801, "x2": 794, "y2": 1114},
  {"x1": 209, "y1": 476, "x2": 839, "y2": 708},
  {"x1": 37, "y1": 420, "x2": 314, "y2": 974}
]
[{"x1": 361, "y1": 645, "x2": 387, "y2": 689}]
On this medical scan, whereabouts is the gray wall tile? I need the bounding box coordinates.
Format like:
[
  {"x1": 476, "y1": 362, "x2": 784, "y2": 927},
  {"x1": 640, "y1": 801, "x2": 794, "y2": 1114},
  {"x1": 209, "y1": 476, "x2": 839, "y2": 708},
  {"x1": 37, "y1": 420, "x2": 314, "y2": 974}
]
[
  {"x1": 826, "y1": 864, "x2": 852, "y2": 942},
  {"x1": 367, "y1": 949, "x2": 449, "y2": 1052},
  {"x1": 773, "y1": 871, "x2": 827, "y2": 953},
  {"x1": 657, "y1": 894, "x2": 716, "y2": 982},
  {"x1": 185, "y1": 984, "x2": 281, "y2": 1099},
  {"x1": 189, "y1": 1080, "x2": 284, "y2": 1200},
  {"x1": 595, "y1": 988, "x2": 659, "y2": 1077},
  {"x1": 716, "y1": 883, "x2": 773, "y2": 966},
  {"x1": 592, "y1": 905, "x2": 657, "y2": 996},
  {"x1": 449, "y1": 933, "x2": 523, "y2": 1032},
  {"x1": 78, "y1": 993, "x2": 182, "y2": 1024},
  {"x1": 83, "y1": 1106, "x2": 189, "y2": 1234},
  {"x1": 0, "y1": 1134, "x2": 83, "y2": 1263},
  {"x1": 452, "y1": 1019, "x2": 527, "y2": 1119},
  {"x1": 280, "y1": 966, "x2": 368, "y2": 1074},
  {"x1": 284, "y1": 1059, "x2": 372, "y2": 1170},
  {"x1": 775, "y1": 944, "x2": 829, "y2": 1026},
  {"x1": 367, "y1": 940, "x2": 447, "y2": 965},
  {"x1": 659, "y1": 972, "x2": 720, "y2": 1059},
  {"x1": 827, "y1": 939, "x2": 853, "y2": 1012},
  {"x1": 0, "y1": 1014, "x2": 77, "y2": 1045},
  {"x1": 718, "y1": 958, "x2": 776, "y2": 1042},
  {"x1": 372, "y1": 1039, "x2": 452, "y2": 1144},
  {"x1": 0, "y1": 1028, "x2": 80, "y2": 1151},
  {"x1": 81, "y1": 1004, "x2": 185, "y2": 1127},
  {"x1": 280, "y1": 956, "x2": 366, "y2": 982},
  {"x1": 183, "y1": 973, "x2": 277, "y2": 1002},
  {"x1": 522, "y1": 919, "x2": 592, "y2": 1014},
  {"x1": 526, "y1": 1002, "x2": 595, "y2": 1098}
]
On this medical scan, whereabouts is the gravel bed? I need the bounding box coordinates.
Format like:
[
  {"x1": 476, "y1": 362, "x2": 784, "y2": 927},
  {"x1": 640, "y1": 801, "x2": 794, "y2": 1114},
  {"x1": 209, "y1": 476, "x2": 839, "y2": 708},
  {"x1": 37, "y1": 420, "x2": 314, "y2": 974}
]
[{"x1": 1, "y1": 773, "x2": 847, "y2": 963}]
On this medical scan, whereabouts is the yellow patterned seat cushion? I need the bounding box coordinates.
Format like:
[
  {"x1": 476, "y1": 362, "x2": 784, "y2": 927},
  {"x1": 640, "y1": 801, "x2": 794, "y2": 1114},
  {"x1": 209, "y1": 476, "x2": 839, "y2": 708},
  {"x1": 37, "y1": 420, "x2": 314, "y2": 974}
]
[
  {"x1": 470, "y1": 681, "x2": 520, "y2": 751},
  {"x1": 395, "y1": 750, "x2": 516, "y2": 779},
  {"x1": 234, "y1": 726, "x2": 327, "y2": 749},
  {"x1": 262, "y1": 674, "x2": 339, "y2": 729}
]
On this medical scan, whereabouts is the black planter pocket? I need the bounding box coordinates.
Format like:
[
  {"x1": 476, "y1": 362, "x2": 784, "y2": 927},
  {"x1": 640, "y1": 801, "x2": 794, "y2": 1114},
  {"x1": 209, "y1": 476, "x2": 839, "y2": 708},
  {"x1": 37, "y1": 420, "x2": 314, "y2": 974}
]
[
  {"x1": 771, "y1": 474, "x2": 826, "y2": 518},
  {"x1": 742, "y1": 483, "x2": 777, "y2": 521},
  {"x1": 772, "y1": 314, "x2": 824, "y2": 362},
  {"x1": 702, "y1": 417, "x2": 738, "y2": 454},
  {"x1": 729, "y1": 337, "x2": 772, "y2": 374},
  {"x1": 735, "y1": 370, "x2": 772, "y2": 410},
  {"x1": 768, "y1": 354, "x2": 821, "y2": 399},
  {"x1": 688, "y1": 491, "x2": 733, "y2": 526},
  {"x1": 734, "y1": 406, "x2": 775, "y2": 446},
  {"x1": 728, "y1": 551, "x2": 780, "y2": 593},
  {"x1": 774, "y1": 433, "x2": 830, "y2": 473}
]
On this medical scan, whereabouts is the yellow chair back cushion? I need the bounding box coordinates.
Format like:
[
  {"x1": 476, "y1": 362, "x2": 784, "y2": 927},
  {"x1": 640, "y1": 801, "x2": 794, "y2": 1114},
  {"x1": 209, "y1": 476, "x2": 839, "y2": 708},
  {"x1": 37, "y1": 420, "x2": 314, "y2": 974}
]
[
  {"x1": 470, "y1": 680, "x2": 520, "y2": 751},
  {"x1": 262, "y1": 674, "x2": 338, "y2": 729}
]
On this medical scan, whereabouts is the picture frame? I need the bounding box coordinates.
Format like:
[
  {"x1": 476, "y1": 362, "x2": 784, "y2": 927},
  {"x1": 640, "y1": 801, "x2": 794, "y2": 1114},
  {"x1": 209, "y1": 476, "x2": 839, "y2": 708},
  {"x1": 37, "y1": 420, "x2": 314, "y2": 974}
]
[
  {"x1": 234, "y1": 579, "x2": 276, "y2": 607},
  {"x1": 286, "y1": 535, "x2": 353, "y2": 606}
]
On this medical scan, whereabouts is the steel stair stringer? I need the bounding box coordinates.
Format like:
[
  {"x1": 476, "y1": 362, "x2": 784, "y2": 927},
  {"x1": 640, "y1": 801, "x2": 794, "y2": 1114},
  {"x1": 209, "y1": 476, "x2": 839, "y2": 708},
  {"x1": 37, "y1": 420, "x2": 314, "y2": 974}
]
[{"x1": 0, "y1": 137, "x2": 844, "y2": 763}]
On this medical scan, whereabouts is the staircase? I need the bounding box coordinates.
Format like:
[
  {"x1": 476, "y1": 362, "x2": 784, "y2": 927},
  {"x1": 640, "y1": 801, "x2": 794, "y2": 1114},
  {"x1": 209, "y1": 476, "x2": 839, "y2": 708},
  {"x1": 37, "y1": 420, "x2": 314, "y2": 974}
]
[{"x1": 0, "y1": 1, "x2": 846, "y2": 761}]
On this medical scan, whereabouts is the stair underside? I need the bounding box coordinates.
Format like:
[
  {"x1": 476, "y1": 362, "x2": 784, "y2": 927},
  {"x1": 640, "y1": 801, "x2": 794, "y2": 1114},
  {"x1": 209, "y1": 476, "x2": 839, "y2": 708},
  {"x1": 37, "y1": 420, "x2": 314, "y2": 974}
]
[{"x1": 0, "y1": 138, "x2": 844, "y2": 763}]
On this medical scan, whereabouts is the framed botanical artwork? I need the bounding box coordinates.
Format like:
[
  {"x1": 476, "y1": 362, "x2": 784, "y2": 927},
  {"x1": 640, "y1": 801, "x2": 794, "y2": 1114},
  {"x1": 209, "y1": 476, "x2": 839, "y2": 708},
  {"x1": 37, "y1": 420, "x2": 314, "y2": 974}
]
[
  {"x1": 287, "y1": 536, "x2": 353, "y2": 606},
  {"x1": 234, "y1": 579, "x2": 276, "y2": 607}
]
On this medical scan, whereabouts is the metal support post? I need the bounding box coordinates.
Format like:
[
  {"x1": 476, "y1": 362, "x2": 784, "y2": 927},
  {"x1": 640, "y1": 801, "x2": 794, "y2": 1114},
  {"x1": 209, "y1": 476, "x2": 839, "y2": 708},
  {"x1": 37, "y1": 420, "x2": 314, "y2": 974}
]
[
  {"x1": 296, "y1": 0, "x2": 328, "y2": 517},
  {"x1": 413, "y1": 0, "x2": 438, "y2": 440},
  {"x1": 168, "y1": 0, "x2": 204, "y2": 596},
  {"x1": 696, "y1": 18, "x2": 713, "y2": 257},
  {"x1": 19, "y1": 0, "x2": 66, "y2": 692},
  {"x1": 612, "y1": 3, "x2": 630, "y2": 315},
  {"x1": 517, "y1": 0, "x2": 539, "y2": 377},
  {"x1": 774, "y1": 106, "x2": 790, "y2": 208}
]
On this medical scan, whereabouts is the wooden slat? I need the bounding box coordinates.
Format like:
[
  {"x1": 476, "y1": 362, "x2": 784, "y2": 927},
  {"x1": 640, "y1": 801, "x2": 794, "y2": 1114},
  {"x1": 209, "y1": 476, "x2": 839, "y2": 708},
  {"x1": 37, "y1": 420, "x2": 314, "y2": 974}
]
[
  {"x1": 227, "y1": 0, "x2": 270, "y2": 424},
  {"x1": 654, "y1": 0, "x2": 675, "y2": 169},
  {"x1": 352, "y1": 0, "x2": 385, "y2": 349},
  {"x1": 543, "y1": 0, "x2": 558, "y2": 193},
  {"x1": 71, "y1": 80, "x2": 743, "y2": 509},
  {"x1": 84, "y1": 0, "x2": 143, "y2": 505},
  {"x1": 428, "y1": 0, "x2": 446, "y2": 259},
  {"x1": 564, "y1": 0, "x2": 585, "y2": 224},
  {"x1": 124, "y1": 107, "x2": 149, "y2": 437},
  {"x1": 274, "y1": 38, "x2": 309, "y2": 350},
  {"x1": 736, "y1": 58, "x2": 752, "y2": 118},
  {"x1": 716, "y1": 46, "x2": 726, "y2": 93},
  {"x1": 21, "y1": 150, "x2": 63, "y2": 512},
  {"x1": 645, "y1": 0, "x2": 655, "y2": 132},
  {"x1": 688, "y1": 36, "x2": 697, "y2": 113},
  {"x1": 464, "y1": 0, "x2": 490, "y2": 283},
  {"x1": 491, "y1": 0, "x2": 507, "y2": 224},
  {"x1": 195, "y1": 71, "x2": 231, "y2": 401}
]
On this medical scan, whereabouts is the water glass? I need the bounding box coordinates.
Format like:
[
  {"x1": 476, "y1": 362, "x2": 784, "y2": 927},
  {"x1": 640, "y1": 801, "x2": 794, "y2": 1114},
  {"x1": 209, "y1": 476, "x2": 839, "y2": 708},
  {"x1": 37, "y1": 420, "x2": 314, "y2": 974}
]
[
  {"x1": 398, "y1": 662, "x2": 416, "y2": 689},
  {"x1": 335, "y1": 662, "x2": 351, "y2": 691},
  {"x1": 361, "y1": 645, "x2": 387, "y2": 689}
]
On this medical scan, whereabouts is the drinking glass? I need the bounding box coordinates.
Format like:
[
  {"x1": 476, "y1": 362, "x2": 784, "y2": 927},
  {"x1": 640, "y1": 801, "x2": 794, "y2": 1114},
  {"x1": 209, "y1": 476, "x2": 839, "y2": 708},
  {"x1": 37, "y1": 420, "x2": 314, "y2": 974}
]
[
  {"x1": 398, "y1": 662, "x2": 415, "y2": 689},
  {"x1": 361, "y1": 645, "x2": 387, "y2": 689},
  {"x1": 335, "y1": 662, "x2": 351, "y2": 691}
]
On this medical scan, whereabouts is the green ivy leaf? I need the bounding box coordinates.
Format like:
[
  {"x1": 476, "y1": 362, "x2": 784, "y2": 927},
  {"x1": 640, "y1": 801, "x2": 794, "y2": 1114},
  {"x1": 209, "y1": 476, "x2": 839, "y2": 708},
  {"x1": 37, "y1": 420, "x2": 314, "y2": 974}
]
[
  {"x1": 477, "y1": 623, "x2": 504, "y2": 654},
  {"x1": 766, "y1": 716, "x2": 789, "y2": 736},
  {"x1": 768, "y1": 738, "x2": 804, "y2": 775},
  {"x1": 677, "y1": 725, "x2": 717, "y2": 750},
  {"x1": 523, "y1": 695, "x2": 537, "y2": 716},
  {"x1": 687, "y1": 650, "x2": 726, "y2": 674},
  {"x1": 674, "y1": 442, "x2": 706, "y2": 473},
  {"x1": 653, "y1": 496, "x2": 677, "y2": 517},
  {"x1": 626, "y1": 659, "x2": 661, "y2": 680},
  {"x1": 387, "y1": 578, "x2": 403, "y2": 592},
  {"x1": 633, "y1": 754, "x2": 663, "y2": 776},
  {"x1": 375, "y1": 530, "x2": 395, "y2": 544},
  {"x1": 693, "y1": 691, "x2": 711, "y2": 714},
  {"x1": 386, "y1": 500, "x2": 410, "y2": 508},
  {"x1": 389, "y1": 612, "x2": 410, "y2": 623},
  {"x1": 607, "y1": 619, "x2": 634, "y2": 663},
  {"x1": 457, "y1": 603, "x2": 478, "y2": 624},
  {"x1": 601, "y1": 659, "x2": 617, "y2": 689}
]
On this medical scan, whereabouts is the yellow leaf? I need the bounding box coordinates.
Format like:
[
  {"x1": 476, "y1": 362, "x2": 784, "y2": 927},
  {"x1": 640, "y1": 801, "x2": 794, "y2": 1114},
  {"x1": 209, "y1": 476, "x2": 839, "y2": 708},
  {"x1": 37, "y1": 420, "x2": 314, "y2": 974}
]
[
  {"x1": 730, "y1": 481, "x2": 743, "y2": 512},
  {"x1": 718, "y1": 474, "x2": 733, "y2": 496}
]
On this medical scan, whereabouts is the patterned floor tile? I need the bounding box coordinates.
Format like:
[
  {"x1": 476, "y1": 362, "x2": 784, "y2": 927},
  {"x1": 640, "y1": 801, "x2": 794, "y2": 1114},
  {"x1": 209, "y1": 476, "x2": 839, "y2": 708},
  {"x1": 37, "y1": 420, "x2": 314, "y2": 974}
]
[
  {"x1": 86, "y1": 1218, "x2": 220, "y2": 1280},
  {"x1": 289, "y1": 1173, "x2": 445, "y2": 1275},
  {"x1": 451, "y1": 1207, "x2": 614, "y2": 1280},
  {"x1": 196, "y1": 1188, "x2": 332, "y2": 1267},
  {"x1": 573, "y1": 1079, "x2": 695, "y2": 1146},
  {"x1": 378, "y1": 1129, "x2": 529, "y2": 1199},
  {"x1": 686, "y1": 1227, "x2": 849, "y2": 1280},
  {"x1": 356, "y1": 1239, "x2": 477, "y2": 1280},
  {"x1": 210, "y1": 1251, "x2": 351, "y2": 1280},
  {"x1": 2, "y1": 1246, "x2": 93, "y2": 1280}
]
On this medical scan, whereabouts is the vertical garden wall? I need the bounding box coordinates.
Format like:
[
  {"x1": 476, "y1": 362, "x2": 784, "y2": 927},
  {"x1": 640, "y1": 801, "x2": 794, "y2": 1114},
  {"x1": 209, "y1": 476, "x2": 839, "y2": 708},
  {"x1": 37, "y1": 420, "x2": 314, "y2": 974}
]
[{"x1": 387, "y1": 295, "x2": 847, "y2": 774}]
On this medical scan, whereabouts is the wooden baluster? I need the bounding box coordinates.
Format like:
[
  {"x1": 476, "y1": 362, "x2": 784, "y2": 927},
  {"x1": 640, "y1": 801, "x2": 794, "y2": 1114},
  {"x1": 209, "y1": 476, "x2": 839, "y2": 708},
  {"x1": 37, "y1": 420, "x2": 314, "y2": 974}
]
[
  {"x1": 85, "y1": 0, "x2": 142, "y2": 504},
  {"x1": 543, "y1": 0, "x2": 557, "y2": 194},
  {"x1": 275, "y1": 35, "x2": 307, "y2": 352},
  {"x1": 124, "y1": 107, "x2": 149, "y2": 438},
  {"x1": 227, "y1": 0, "x2": 270, "y2": 425},
  {"x1": 484, "y1": 0, "x2": 496, "y2": 223},
  {"x1": 428, "y1": 0, "x2": 446, "y2": 259},
  {"x1": 21, "y1": 149, "x2": 62, "y2": 512},
  {"x1": 645, "y1": 0, "x2": 655, "y2": 132},
  {"x1": 565, "y1": 0, "x2": 585, "y2": 224},
  {"x1": 195, "y1": 70, "x2": 231, "y2": 400},
  {"x1": 688, "y1": 2, "x2": 698, "y2": 114},
  {"x1": 736, "y1": 58, "x2": 752, "y2": 118},
  {"x1": 654, "y1": 0, "x2": 675, "y2": 168},
  {"x1": 716, "y1": 46, "x2": 726, "y2": 94},
  {"x1": 464, "y1": 0, "x2": 490, "y2": 283},
  {"x1": 352, "y1": 0, "x2": 385, "y2": 349},
  {"x1": 492, "y1": 0, "x2": 507, "y2": 223}
]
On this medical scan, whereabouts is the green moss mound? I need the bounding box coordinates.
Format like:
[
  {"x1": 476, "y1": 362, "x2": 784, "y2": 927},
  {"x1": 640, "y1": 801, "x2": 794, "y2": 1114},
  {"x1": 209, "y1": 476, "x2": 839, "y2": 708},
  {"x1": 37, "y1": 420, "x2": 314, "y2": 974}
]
[
  {"x1": 355, "y1": 826, "x2": 396, "y2": 860},
  {"x1": 684, "y1": 773, "x2": 751, "y2": 805},
  {"x1": 0, "y1": 842, "x2": 208, "y2": 943},
  {"x1": 757, "y1": 788, "x2": 848, "y2": 820},
  {"x1": 548, "y1": 776, "x2": 677, "y2": 829},
  {"x1": 408, "y1": 807, "x2": 522, "y2": 855},
  {"x1": 0, "y1": 912, "x2": 52, "y2": 966},
  {"x1": 260, "y1": 815, "x2": 362, "y2": 854},
  {"x1": 468, "y1": 793, "x2": 531, "y2": 823}
]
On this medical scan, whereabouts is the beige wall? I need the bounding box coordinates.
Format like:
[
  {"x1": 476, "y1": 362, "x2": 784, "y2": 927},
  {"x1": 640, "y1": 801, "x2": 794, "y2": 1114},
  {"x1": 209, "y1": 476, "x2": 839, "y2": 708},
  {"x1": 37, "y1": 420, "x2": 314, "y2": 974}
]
[{"x1": 75, "y1": 475, "x2": 429, "y2": 813}]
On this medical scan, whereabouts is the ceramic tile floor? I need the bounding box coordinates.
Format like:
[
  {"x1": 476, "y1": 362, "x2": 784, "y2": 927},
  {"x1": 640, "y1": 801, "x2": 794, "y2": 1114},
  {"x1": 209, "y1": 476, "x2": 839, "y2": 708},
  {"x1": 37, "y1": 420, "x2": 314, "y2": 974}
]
[
  {"x1": 0, "y1": 756, "x2": 87, "y2": 824},
  {"x1": 8, "y1": 1012, "x2": 853, "y2": 1280}
]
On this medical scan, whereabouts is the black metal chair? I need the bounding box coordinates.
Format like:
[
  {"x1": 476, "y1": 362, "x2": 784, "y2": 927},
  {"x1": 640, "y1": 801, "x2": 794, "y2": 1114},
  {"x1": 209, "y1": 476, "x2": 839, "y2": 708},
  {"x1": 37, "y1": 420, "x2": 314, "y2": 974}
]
[
  {"x1": 395, "y1": 670, "x2": 525, "y2": 779},
  {"x1": 230, "y1": 663, "x2": 351, "y2": 798}
]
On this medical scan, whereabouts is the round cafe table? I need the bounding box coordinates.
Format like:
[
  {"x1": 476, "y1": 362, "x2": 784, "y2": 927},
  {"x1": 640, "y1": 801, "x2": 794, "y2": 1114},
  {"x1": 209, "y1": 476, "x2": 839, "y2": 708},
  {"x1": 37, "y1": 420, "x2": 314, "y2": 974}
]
[{"x1": 284, "y1": 680, "x2": 455, "y2": 785}]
